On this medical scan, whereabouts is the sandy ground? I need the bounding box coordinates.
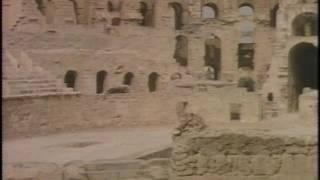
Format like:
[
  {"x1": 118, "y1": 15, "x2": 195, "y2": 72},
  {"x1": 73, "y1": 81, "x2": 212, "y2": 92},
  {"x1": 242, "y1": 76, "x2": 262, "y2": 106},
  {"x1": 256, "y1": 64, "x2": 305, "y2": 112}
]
[
  {"x1": 3, "y1": 113, "x2": 317, "y2": 165},
  {"x1": 3, "y1": 127, "x2": 172, "y2": 165}
]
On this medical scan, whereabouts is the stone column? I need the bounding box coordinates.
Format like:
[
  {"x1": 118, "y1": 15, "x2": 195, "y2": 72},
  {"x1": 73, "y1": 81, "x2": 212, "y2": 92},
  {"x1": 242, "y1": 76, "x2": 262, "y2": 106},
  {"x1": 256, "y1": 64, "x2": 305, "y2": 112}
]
[{"x1": 77, "y1": 70, "x2": 96, "y2": 94}]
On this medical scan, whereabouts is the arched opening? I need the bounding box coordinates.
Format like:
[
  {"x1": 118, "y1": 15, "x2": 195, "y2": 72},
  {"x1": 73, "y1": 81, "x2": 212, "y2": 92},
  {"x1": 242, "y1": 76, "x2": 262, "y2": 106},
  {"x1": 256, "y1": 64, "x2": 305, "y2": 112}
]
[
  {"x1": 123, "y1": 72, "x2": 134, "y2": 86},
  {"x1": 174, "y1": 35, "x2": 188, "y2": 66},
  {"x1": 238, "y1": 77, "x2": 255, "y2": 92},
  {"x1": 292, "y1": 12, "x2": 317, "y2": 36},
  {"x1": 270, "y1": 4, "x2": 279, "y2": 27},
  {"x1": 140, "y1": 2, "x2": 148, "y2": 25},
  {"x1": 148, "y1": 72, "x2": 159, "y2": 92},
  {"x1": 204, "y1": 37, "x2": 221, "y2": 80},
  {"x1": 239, "y1": 3, "x2": 254, "y2": 16},
  {"x1": 112, "y1": 17, "x2": 121, "y2": 26},
  {"x1": 35, "y1": 0, "x2": 45, "y2": 15},
  {"x1": 139, "y1": 2, "x2": 154, "y2": 26},
  {"x1": 96, "y1": 71, "x2": 107, "y2": 94},
  {"x1": 288, "y1": 42, "x2": 317, "y2": 112},
  {"x1": 202, "y1": 3, "x2": 218, "y2": 19},
  {"x1": 108, "y1": 1, "x2": 114, "y2": 12},
  {"x1": 69, "y1": 0, "x2": 80, "y2": 24},
  {"x1": 169, "y1": 2, "x2": 184, "y2": 30},
  {"x1": 64, "y1": 70, "x2": 77, "y2": 90}
]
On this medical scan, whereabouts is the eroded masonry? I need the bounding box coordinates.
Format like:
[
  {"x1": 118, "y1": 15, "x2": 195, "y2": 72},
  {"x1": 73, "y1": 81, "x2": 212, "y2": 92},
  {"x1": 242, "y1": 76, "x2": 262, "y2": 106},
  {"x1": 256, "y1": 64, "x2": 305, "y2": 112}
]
[{"x1": 2, "y1": 0, "x2": 318, "y2": 179}]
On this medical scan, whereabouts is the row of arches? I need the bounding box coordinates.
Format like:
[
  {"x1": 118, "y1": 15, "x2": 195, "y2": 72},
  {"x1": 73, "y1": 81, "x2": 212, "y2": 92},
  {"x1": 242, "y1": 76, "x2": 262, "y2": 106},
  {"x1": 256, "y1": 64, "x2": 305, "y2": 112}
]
[
  {"x1": 173, "y1": 35, "x2": 223, "y2": 80},
  {"x1": 34, "y1": 0, "x2": 317, "y2": 35},
  {"x1": 64, "y1": 71, "x2": 160, "y2": 94}
]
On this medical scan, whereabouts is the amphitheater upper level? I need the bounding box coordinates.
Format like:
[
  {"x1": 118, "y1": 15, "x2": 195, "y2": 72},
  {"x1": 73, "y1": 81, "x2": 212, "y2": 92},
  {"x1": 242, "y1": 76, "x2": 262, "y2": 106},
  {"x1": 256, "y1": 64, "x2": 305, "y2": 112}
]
[{"x1": 2, "y1": 0, "x2": 317, "y2": 32}]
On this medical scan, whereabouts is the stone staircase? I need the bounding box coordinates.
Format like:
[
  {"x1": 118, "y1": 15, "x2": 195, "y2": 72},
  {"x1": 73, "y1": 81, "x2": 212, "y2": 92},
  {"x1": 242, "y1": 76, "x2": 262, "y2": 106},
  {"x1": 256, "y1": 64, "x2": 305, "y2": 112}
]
[{"x1": 3, "y1": 51, "x2": 78, "y2": 97}]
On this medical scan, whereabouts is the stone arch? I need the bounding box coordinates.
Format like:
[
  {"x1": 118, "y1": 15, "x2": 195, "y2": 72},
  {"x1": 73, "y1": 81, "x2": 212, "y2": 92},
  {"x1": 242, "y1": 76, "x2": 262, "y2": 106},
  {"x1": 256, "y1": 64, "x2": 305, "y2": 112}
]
[
  {"x1": 202, "y1": 3, "x2": 218, "y2": 19},
  {"x1": 123, "y1": 72, "x2": 134, "y2": 86},
  {"x1": 239, "y1": 3, "x2": 254, "y2": 16},
  {"x1": 270, "y1": 3, "x2": 279, "y2": 27},
  {"x1": 288, "y1": 42, "x2": 317, "y2": 112},
  {"x1": 139, "y1": 1, "x2": 154, "y2": 26},
  {"x1": 204, "y1": 37, "x2": 221, "y2": 80},
  {"x1": 96, "y1": 70, "x2": 107, "y2": 94},
  {"x1": 148, "y1": 72, "x2": 159, "y2": 92},
  {"x1": 292, "y1": 12, "x2": 317, "y2": 36},
  {"x1": 64, "y1": 70, "x2": 77, "y2": 90},
  {"x1": 169, "y1": 2, "x2": 184, "y2": 30},
  {"x1": 174, "y1": 35, "x2": 188, "y2": 66}
]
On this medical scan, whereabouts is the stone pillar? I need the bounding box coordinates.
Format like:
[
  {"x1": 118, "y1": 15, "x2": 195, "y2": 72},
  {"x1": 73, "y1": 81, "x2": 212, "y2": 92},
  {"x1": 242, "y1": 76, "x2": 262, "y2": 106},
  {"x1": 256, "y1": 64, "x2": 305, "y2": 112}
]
[{"x1": 78, "y1": 70, "x2": 96, "y2": 94}]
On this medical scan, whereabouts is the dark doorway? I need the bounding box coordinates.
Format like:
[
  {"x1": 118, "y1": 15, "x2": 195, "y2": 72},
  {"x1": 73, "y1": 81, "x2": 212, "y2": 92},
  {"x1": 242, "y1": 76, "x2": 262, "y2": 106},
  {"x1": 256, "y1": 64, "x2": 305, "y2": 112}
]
[
  {"x1": 123, "y1": 72, "x2": 134, "y2": 86},
  {"x1": 64, "y1": 70, "x2": 77, "y2": 90},
  {"x1": 205, "y1": 38, "x2": 221, "y2": 80},
  {"x1": 238, "y1": 43, "x2": 255, "y2": 69},
  {"x1": 270, "y1": 4, "x2": 279, "y2": 28},
  {"x1": 174, "y1": 35, "x2": 188, "y2": 66},
  {"x1": 148, "y1": 72, "x2": 159, "y2": 92},
  {"x1": 169, "y1": 2, "x2": 183, "y2": 30},
  {"x1": 96, "y1": 71, "x2": 107, "y2": 94},
  {"x1": 288, "y1": 42, "x2": 317, "y2": 112}
]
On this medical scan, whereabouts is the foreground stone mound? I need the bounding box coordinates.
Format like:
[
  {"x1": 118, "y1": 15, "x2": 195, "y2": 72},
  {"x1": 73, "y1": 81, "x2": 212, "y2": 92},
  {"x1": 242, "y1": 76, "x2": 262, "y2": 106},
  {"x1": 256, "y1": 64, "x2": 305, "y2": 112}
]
[{"x1": 171, "y1": 129, "x2": 317, "y2": 180}]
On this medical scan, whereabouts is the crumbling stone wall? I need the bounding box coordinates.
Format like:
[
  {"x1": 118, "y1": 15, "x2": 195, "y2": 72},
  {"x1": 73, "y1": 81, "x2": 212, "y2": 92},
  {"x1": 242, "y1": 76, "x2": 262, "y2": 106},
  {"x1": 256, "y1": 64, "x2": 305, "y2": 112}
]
[{"x1": 171, "y1": 130, "x2": 317, "y2": 180}]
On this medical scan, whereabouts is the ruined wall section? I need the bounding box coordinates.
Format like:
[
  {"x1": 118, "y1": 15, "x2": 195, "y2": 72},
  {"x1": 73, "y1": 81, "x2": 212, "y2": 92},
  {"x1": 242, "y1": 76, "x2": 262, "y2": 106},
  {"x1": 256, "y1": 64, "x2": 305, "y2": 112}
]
[
  {"x1": 262, "y1": 0, "x2": 317, "y2": 114},
  {"x1": 171, "y1": 130, "x2": 317, "y2": 180}
]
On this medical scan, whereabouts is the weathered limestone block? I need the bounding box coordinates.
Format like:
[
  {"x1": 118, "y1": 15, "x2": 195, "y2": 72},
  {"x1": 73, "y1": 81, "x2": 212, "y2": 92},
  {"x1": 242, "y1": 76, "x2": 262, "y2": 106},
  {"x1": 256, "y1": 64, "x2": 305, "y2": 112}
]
[
  {"x1": 63, "y1": 162, "x2": 88, "y2": 180},
  {"x1": 250, "y1": 155, "x2": 281, "y2": 175},
  {"x1": 175, "y1": 168, "x2": 193, "y2": 176},
  {"x1": 279, "y1": 154, "x2": 311, "y2": 175},
  {"x1": 195, "y1": 153, "x2": 209, "y2": 175},
  {"x1": 208, "y1": 155, "x2": 232, "y2": 175},
  {"x1": 228, "y1": 155, "x2": 251, "y2": 175},
  {"x1": 147, "y1": 165, "x2": 169, "y2": 180},
  {"x1": 286, "y1": 144, "x2": 309, "y2": 154}
]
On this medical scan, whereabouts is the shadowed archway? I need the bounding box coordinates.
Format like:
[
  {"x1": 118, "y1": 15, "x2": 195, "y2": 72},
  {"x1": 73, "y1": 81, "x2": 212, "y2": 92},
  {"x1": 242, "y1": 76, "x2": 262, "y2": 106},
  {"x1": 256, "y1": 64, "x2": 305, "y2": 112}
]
[{"x1": 288, "y1": 42, "x2": 317, "y2": 112}]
